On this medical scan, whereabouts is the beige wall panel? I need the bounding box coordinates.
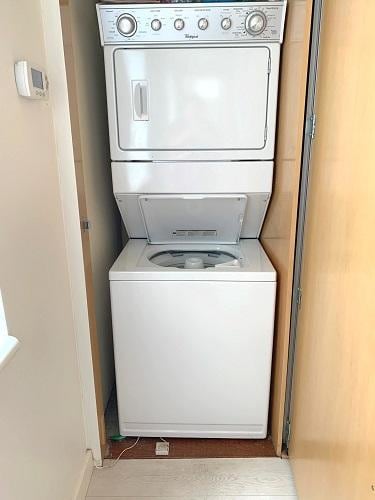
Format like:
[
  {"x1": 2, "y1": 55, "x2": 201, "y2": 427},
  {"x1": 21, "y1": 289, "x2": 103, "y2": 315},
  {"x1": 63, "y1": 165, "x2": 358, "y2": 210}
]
[
  {"x1": 59, "y1": 12, "x2": 82, "y2": 162},
  {"x1": 66, "y1": 0, "x2": 122, "y2": 406},
  {"x1": 61, "y1": 5, "x2": 107, "y2": 451},
  {"x1": 0, "y1": 1, "x2": 87, "y2": 497},
  {"x1": 261, "y1": 0, "x2": 313, "y2": 454},
  {"x1": 289, "y1": 1, "x2": 375, "y2": 498}
]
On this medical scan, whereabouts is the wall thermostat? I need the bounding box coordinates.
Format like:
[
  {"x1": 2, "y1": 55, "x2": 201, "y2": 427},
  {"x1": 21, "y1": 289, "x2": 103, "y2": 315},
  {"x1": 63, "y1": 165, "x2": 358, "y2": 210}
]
[{"x1": 14, "y1": 61, "x2": 49, "y2": 100}]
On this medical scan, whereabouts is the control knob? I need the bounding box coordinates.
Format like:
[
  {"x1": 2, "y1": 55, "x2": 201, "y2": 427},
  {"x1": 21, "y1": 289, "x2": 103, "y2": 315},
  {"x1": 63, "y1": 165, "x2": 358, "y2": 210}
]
[
  {"x1": 245, "y1": 11, "x2": 267, "y2": 35},
  {"x1": 151, "y1": 19, "x2": 162, "y2": 31},
  {"x1": 221, "y1": 18, "x2": 232, "y2": 30},
  {"x1": 174, "y1": 18, "x2": 185, "y2": 30},
  {"x1": 117, "y1": 14, "x2": 137, "y2": 37},
  {"x1": 198, "y1": 18, "x2": 209, "y2": 30}
]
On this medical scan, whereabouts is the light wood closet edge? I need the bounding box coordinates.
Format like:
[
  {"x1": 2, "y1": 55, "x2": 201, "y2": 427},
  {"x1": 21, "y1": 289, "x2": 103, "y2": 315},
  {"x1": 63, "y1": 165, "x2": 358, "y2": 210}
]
[
  {"x1": 260, "y1": 0, "x2": 313, "y2": 455},
  {"x1": 59, "y1": 0, "x2": 107, "y2": 454},
  {"x1": 289, "y1": 0, "x2": 375, "y2": 497}
]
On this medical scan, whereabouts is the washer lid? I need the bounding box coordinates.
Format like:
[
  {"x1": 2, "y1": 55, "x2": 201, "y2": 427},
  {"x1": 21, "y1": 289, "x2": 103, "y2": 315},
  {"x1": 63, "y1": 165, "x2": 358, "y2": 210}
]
[{"x1": 139, "y1": 194, "x2": 247, "y2": 244}]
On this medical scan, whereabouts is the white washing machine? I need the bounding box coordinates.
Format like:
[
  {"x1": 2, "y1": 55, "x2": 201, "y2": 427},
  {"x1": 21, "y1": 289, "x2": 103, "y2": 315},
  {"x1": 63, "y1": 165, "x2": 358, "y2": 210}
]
[
  {"x1": 97, "y1": 1, "x2": 286, "y2": 439},
  {"x1": 109, "y1": 161, "x2": 276, "y2": 438},
  {"x1": 110, "y1": 239, "x2": 276, "y2": 439}
]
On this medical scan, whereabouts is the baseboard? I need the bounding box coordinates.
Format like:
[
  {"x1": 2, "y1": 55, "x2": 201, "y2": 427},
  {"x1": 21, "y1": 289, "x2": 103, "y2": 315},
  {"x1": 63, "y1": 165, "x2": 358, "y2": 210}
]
[{"x1": 73, "y1": 450, "x2": 93, "y2": 500}]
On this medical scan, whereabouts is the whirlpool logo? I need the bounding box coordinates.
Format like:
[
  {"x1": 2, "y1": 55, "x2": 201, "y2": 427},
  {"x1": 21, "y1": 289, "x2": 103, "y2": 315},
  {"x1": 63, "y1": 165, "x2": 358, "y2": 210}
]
[{"x1": 185, "y1": 34, "x2": 198, "y2": 39}]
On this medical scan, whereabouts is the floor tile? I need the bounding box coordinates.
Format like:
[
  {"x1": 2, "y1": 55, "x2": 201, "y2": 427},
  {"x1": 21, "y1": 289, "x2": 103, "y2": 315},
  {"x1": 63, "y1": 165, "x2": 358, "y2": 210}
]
[
  {"x1": 205, "y1": 497, "x2": 298, "y2": 499},
  {"x1": 86, "y1": 458, "x2": 296, "y2": 498},
  {"x1": 86, "y1": 497, "x2": 205, "y2": 500},
  {"x1": 87, "y1": 459, "x2": 208, "y2": 496},
  {"x1": 202, "y1": 458, "x2": 296, "y2": 496},
  {"x1": 86, "y1": 497, "x2": 297, "y2": 500}
]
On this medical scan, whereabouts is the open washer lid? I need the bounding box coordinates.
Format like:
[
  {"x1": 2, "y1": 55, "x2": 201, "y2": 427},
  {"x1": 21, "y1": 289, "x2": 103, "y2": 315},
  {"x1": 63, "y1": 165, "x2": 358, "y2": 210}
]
[{"x1": 139, "y1": 194, "x2": 247, "y2": 244}]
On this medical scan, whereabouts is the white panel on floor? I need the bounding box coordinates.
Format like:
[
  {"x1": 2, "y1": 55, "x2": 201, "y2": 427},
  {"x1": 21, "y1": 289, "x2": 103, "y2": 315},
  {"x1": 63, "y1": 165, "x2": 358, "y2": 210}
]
[
  {"x1": 86, "y1": 458, "x2": 296, "y2": 497},
  {"x1": 86, "y1": 497, "x2": 205, "y2": 500},
  {"x1": 86, "y1": 497, "x2": 298, "y2": 500}
]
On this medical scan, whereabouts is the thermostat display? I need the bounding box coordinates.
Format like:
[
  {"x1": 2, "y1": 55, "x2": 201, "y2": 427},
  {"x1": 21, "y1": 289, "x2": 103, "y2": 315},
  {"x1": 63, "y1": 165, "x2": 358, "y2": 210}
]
[
  {"x1": 31, "y1": 68, "x2": 44, "y2": 90},
  {"x1": 15, "y1": 61, "x2": 48, "y2": 99}
]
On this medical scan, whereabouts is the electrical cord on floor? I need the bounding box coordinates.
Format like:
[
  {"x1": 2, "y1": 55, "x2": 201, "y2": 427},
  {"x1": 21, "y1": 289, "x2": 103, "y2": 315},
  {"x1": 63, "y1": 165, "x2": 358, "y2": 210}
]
[{"x1": 95, "y1": 436, "x2": 141, "y2": 469}]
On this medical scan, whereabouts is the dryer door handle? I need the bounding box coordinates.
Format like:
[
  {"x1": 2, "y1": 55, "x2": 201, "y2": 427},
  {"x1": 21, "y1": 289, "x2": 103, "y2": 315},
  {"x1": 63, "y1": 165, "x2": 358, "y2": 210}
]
[{"x1": 132, "y1": 80, "x2": 149, "y2": 121}]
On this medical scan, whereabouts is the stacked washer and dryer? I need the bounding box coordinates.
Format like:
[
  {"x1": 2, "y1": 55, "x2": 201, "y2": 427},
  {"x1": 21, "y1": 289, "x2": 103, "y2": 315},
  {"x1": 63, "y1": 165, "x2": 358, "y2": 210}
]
[{"x1": 97, "y1": 1, "x2": 286, "y2": 439}]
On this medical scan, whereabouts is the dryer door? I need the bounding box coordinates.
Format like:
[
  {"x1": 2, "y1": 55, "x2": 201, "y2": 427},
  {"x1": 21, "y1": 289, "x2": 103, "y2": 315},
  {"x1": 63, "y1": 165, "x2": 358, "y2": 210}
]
[{"x1": 111, "y1": 46, "x2": 275, "y2": 160}]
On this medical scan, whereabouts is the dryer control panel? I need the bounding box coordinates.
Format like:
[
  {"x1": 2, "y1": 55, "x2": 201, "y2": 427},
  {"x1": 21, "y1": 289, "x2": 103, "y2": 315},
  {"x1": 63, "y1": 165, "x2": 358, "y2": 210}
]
[{"x1": 97, "y1": 2, "x2": 286, "y2": 45}]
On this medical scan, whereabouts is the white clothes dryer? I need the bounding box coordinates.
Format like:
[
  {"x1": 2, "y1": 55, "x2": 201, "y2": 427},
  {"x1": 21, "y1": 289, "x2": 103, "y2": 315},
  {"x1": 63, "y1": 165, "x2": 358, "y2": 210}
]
[{"x1": 97, "y1": 1, "x2": 286, "y2": 161}]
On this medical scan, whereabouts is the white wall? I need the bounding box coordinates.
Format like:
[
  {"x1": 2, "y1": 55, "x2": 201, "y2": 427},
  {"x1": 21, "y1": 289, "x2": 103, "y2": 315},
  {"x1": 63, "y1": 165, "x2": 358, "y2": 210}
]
[
  {"x1": 62, "y1": 0, "x2": 121, "y2": 407},
  {"x1": 0, "y1": 0, "x2": 93, "y2": 497}
]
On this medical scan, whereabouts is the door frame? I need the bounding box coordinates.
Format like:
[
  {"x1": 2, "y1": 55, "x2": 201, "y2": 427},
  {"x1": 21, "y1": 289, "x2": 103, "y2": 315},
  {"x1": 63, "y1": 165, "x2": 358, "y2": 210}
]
[
  {"x1": 282, "y1": 0, "x2": 324, "y2": 450},
  {"x1": 40, "y1": 0, "x2": 102, "y2": 464}
]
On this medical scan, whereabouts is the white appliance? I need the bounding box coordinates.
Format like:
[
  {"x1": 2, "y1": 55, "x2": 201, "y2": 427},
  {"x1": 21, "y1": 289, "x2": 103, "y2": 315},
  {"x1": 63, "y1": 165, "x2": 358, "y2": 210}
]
[
  {"x1": 97, "y1": 2, "x2": 286, "y2": 161},
  {"x1": 97, "y1": 1, "x2": 286, "y2": 439},
  {"x1": 110, "y1": 239, "x2": 276, "y2": 439}
]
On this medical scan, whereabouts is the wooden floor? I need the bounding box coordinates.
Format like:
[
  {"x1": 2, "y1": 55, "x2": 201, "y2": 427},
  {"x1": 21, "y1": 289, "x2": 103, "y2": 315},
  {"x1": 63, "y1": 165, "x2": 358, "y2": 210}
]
[
  {"x1": 108, "y1": 437, "x2": 276, "y2": 460},
  {"x1": 87, "y1": 457, "x2": 296, "y2": 498}
]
